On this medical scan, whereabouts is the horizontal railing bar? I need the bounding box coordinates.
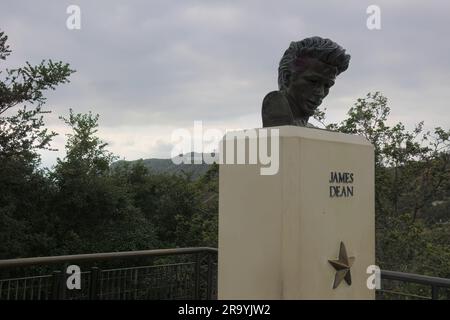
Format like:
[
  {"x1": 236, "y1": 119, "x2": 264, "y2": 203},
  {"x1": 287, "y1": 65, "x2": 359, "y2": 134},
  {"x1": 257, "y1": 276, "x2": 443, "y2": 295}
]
[
  {"x1": 381, "y1": 270, "x2": 450, "y2": 288},
  {"x1": 0, "y1": 274, "x2": 53, "y2": 282},
  {"x1": 0, "y1": 247, "x2": 218, "y2": 269},
  {"x1": 376, "y1": 289, "x2": 430, "y2": 300},
  {"x1": 102, "y1": 261, "x2": 196, "y2": 272}
]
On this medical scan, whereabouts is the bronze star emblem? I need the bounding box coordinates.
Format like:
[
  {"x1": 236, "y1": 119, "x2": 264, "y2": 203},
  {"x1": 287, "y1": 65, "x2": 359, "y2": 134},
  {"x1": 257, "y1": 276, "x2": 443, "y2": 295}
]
[{"x1": 328, "y1": 242, "x2": 355, "y2": 289}]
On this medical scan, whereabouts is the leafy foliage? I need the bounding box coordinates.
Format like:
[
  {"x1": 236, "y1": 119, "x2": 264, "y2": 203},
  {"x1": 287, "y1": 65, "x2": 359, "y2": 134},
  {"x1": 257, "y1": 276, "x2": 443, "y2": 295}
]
[
  {"x1": 0, "y1": 30, "x2": 74, "y2": 258},
  {"x1": 0, "y1": 31, "x2": 74, "y2": 162}
]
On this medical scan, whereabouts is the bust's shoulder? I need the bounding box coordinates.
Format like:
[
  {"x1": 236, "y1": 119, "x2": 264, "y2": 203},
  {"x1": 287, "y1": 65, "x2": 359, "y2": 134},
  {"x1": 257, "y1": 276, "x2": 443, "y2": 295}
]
[
  {"x1": 262, "y1": 91, "x2": 294, "y2": 127},
  {"x1": 262, "y1": 91, "x2": 291, "y2": 114},
  {"x1": 262, "y1": 90, "x2": 287, "y2": 105}
]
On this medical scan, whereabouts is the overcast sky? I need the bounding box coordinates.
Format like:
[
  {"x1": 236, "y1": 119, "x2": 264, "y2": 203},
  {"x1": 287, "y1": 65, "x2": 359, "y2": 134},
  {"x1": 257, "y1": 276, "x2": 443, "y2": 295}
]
[{"x1": 2, "y1": 0, "x2": 450, "y2": 167}]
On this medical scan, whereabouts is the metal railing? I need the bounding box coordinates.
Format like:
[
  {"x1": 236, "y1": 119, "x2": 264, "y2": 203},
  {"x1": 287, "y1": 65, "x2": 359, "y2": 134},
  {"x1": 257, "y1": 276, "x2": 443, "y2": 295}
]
[
  {"x1": 377, "y1": 270, "x2": 450, "y2": 300},
  {"x1": 1, "y1": 248, "x2": 449, "y2": 300},
  {"x1": 0, "y1": 247, "x2": 218, "y2": 300}
]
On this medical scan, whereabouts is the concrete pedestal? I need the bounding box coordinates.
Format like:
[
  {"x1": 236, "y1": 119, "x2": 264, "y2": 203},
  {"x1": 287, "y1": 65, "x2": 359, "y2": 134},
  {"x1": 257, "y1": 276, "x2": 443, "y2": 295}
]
[{"x1": 218, "y1": 126, "x2": 375, "y2": 299}]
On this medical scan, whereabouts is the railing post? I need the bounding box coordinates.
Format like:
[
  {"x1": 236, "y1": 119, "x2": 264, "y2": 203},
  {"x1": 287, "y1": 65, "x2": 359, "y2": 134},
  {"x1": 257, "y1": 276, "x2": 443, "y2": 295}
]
[
  {"x1": 206, "y1": 253, "x2": 213, "y2": 300},
  {"x1": 52, "y1": 270, "x2": 63, "y2": 300},
  {"x1": 194, "y1": 253, "x2": 201, "y2": 299},
  {"x1": 431, "y1": 285, "x2": 439, "y2": 300},
  {"x1": 89, "y1": 267, "x2": 100, "y2": 300}
]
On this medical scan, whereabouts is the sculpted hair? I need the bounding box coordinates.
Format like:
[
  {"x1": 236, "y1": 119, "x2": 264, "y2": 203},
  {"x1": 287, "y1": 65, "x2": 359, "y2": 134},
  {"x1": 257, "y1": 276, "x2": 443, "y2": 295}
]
[{"x1": 278, "y1": 36, "x2": 351, "y2": 90}]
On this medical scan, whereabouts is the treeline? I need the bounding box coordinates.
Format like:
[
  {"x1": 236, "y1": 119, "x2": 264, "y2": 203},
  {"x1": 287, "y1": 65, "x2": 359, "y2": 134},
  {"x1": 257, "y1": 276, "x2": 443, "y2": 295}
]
[{"x1": 0, "y1": 108, "x2": 219, "y2": 259}]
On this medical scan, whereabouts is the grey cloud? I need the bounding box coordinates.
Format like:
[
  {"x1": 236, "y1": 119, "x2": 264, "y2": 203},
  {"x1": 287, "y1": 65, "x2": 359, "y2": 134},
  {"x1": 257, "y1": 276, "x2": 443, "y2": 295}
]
[{"x1": 1, "y1": 0, "x2": 450, "y2": 167}]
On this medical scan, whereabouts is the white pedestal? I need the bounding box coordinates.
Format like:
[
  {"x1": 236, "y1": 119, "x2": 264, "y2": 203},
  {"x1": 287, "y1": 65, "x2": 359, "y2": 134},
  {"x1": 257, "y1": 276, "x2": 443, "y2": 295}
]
[{"x1": 218, "y1": 126, "x2": 375, "y2": 299}]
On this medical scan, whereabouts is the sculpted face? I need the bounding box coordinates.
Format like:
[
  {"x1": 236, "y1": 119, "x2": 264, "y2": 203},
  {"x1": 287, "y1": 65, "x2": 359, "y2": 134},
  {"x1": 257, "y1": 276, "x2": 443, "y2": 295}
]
[{"x1": 285, "y1": 58, "x2": 337, "y2": 117}]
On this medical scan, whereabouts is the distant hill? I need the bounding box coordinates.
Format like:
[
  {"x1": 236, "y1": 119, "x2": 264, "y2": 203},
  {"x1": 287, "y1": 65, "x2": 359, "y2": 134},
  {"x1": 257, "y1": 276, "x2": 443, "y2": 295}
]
[{"x1": 112, "y1": 152, "x2": 214, "y2": 179}]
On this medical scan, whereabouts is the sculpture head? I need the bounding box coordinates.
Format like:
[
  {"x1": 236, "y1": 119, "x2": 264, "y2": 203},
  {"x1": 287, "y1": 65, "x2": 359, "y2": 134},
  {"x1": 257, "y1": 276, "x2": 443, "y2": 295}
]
[{"x1": 278, "y1": 37, "x2": 350, "y2": 117}]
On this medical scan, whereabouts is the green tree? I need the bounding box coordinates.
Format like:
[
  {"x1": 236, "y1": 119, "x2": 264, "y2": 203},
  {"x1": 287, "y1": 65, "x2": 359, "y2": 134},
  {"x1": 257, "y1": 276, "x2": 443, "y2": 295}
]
[
  {"x1": 0, "y1": 30, "x2": 74, "y2": 259},
  {"x1": 0, "y1": 31, "x2": 74, "y2": 162},
  {"x1": 52, "y1": 110, "x2": 157, "y2": 254},
  {"x1": 191, "y1": 162, "x2": 219, "y2": 247}
]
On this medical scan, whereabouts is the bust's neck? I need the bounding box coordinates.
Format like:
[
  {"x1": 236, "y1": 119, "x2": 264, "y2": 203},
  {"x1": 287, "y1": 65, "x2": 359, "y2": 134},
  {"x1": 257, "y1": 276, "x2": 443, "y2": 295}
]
[{"x1": 283, "y1": 91, "x2": 310, "y2": 124}]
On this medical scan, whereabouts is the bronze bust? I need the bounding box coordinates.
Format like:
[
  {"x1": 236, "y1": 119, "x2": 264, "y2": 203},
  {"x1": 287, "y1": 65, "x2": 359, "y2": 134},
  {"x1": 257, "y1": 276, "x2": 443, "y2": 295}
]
[{"x1": 262, "y1": 37, "x2": 350, "y2": 127}]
